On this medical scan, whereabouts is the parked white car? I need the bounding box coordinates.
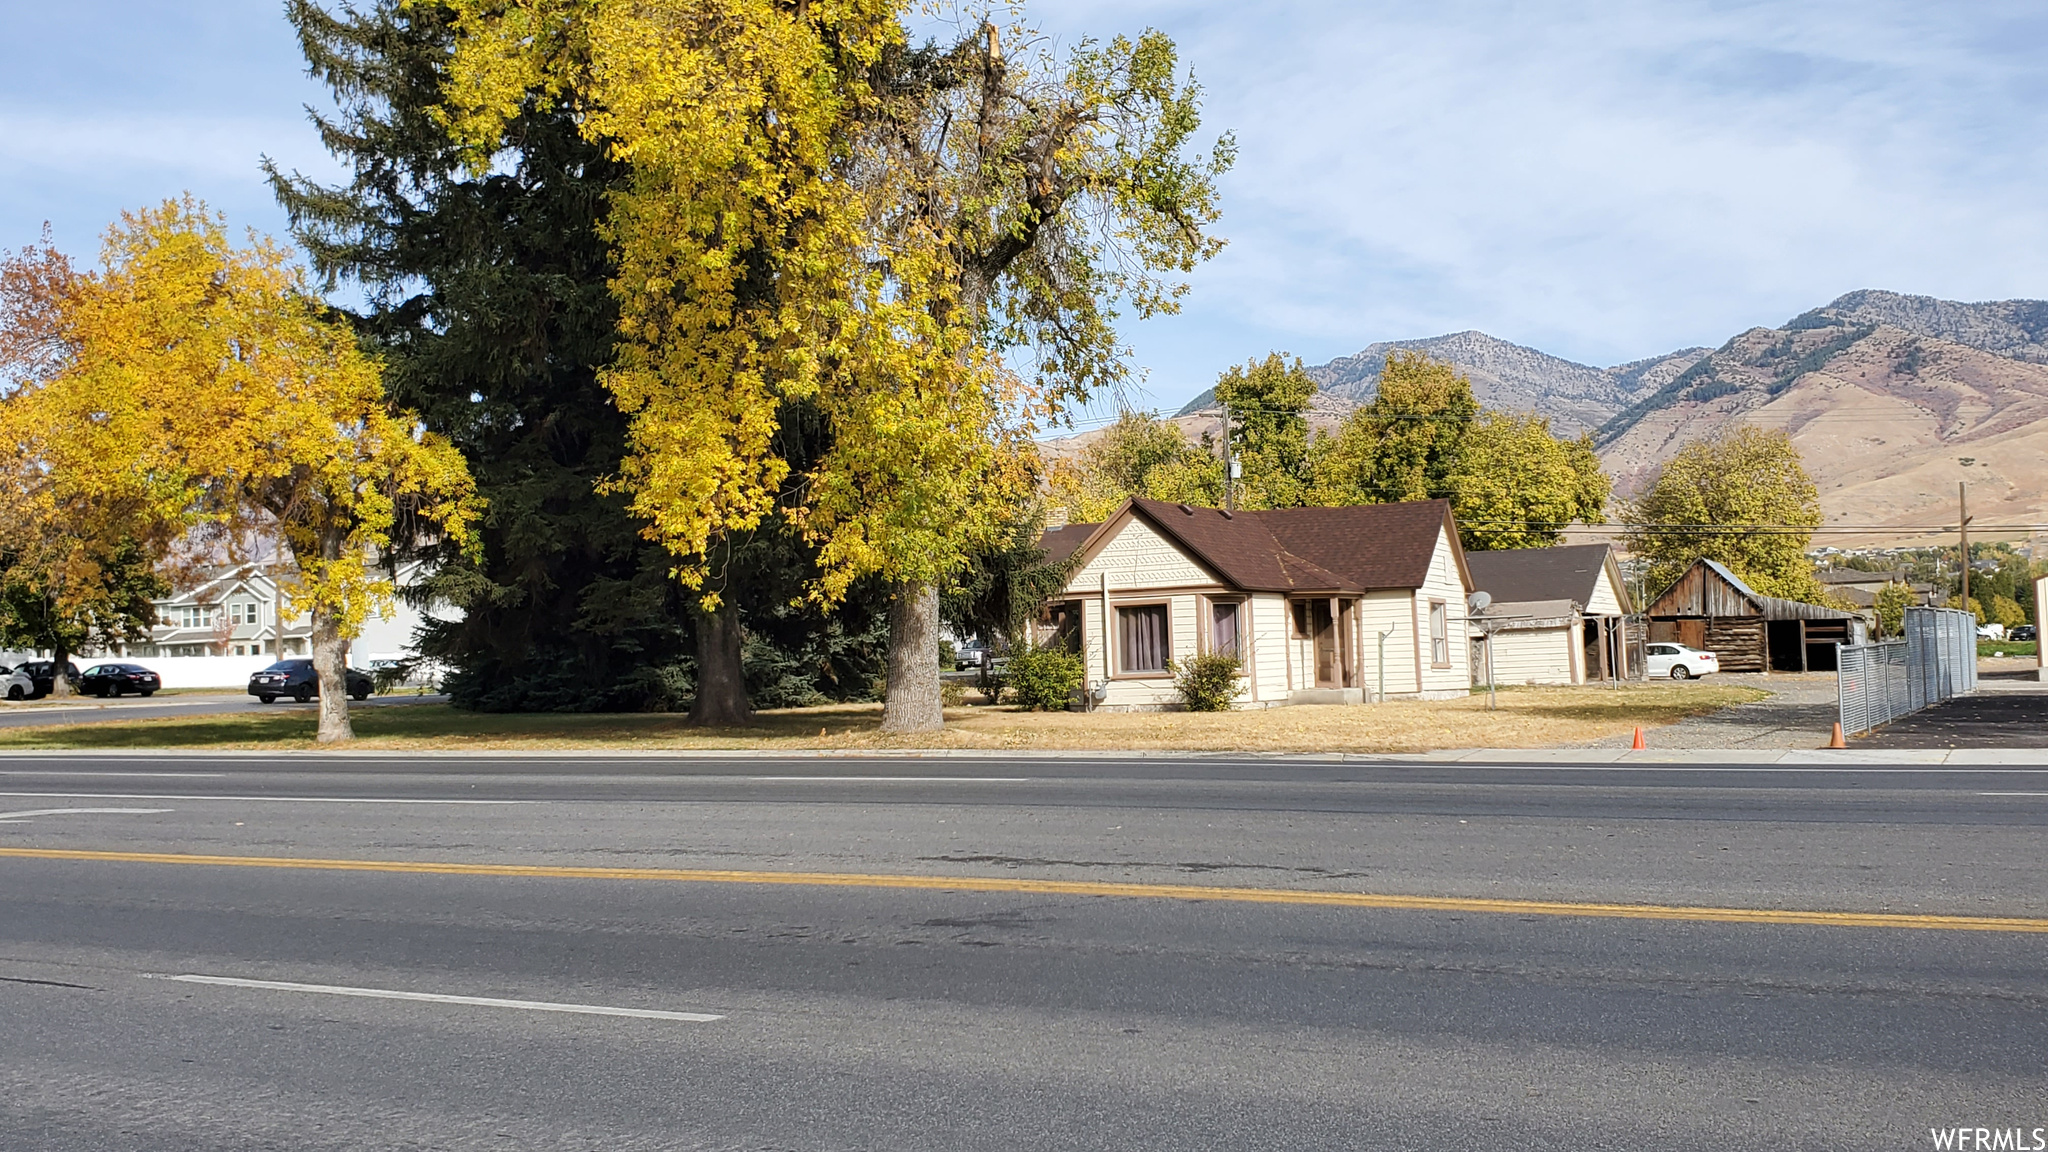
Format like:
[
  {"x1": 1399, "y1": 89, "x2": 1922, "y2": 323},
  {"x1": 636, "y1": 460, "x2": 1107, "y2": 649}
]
[
  {"x1": 0, "y1": 665, "x2": 34, "y2": 701},
  {"x1": 1647, "y1": 643, "x2": 1719, "y2": 680}
]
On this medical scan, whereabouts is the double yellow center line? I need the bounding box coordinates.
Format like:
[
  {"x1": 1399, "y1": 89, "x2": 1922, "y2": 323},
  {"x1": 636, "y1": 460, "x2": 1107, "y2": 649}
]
[{"x1": 5, "y1": 846, "x2": 2045, "y2": 933}]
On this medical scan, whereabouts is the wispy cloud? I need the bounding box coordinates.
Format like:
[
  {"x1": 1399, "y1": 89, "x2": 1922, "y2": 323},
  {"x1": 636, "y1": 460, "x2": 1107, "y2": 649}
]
[
  {"x1": 6, "y1": 0, "x2": 2046, "y2": 412},
  {"x1": 1028, "y1": 0, "x2": 2048, "y2": 404}
]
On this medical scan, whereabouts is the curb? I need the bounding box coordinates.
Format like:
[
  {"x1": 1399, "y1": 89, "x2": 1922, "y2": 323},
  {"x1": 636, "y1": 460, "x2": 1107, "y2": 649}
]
[{"x1": 1, "y1": 747, "x2": 2046, "y2": 765}]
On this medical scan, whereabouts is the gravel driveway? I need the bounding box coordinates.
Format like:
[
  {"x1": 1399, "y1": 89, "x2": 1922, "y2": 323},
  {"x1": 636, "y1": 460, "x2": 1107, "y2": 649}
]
[{"x1": 1582, "y1": 672, "x2": 1842, "y2": 750}]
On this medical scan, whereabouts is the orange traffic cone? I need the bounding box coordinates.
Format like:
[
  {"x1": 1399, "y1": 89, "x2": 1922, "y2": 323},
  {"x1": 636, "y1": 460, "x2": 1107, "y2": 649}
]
[
  {"x1": 1630, "y1": 727, "x2": 1646, "y2": 750},
  {"x1": 1826, "y1": 722, "x2": 1847, "y2": 749}
]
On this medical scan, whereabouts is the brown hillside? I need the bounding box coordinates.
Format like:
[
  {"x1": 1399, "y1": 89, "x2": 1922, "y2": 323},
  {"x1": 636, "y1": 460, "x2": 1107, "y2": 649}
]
[{"x1": 1598, "y1": 324, "x2": 2048, "y2": 545}]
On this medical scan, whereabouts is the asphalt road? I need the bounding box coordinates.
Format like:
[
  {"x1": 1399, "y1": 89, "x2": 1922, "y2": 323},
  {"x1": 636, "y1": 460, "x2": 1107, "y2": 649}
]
[
  {"x1": 1861, "y1": 689, "x2": 2048, "y2": 748},
  {"x1": 0, "y1": 692, "x2": 449, "y2": 728},
  {"x1": 2, "y1": 753, "x2": 2044, "y2": 1150}
]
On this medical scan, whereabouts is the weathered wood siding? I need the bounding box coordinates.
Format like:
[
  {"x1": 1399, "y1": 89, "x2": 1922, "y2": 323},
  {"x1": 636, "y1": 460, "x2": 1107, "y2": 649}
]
[
  {"x1": 1705, "y1": 618, "x2": 1767, "y2": 672},
  {"x1": 1648, "y1": 562, "x2": 1756, "y2": 618}
]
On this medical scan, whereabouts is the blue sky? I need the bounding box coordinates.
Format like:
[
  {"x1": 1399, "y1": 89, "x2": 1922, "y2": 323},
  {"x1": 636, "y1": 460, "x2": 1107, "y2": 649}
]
[{"x1": 6, "y1": 1, "x2": 2048, "y2": 417}]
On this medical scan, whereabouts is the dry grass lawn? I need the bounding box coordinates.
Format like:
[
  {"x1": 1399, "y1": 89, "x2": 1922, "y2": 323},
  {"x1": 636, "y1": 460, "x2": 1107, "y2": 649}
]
[{"x1": 0, "y1": 682, "x2": 1767, "y2": 754}]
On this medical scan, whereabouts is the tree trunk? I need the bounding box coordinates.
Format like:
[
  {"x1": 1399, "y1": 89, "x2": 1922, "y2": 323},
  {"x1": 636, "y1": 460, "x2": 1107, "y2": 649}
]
[
  {"x1": 689, "y1": 599, "x2": 751, "y2": 727},
  {"x1": 310, "y1": 602, "x2": 354, "y2": 744},
  {"x1": 48, "y1": 639, "x2": 71, "y2": 699},
  {"x1": 880, "y1": 580, "x2": 943, "y2": 734}
]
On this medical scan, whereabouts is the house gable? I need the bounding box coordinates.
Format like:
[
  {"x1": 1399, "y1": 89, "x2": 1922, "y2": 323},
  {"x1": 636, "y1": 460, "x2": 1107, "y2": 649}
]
[
  {"x1": 1586, "y1": 556, "x2": 1628, "y2": 615},
  {"x1": 1065, "y1": 512, "x2": 1225, "y2": 593}
]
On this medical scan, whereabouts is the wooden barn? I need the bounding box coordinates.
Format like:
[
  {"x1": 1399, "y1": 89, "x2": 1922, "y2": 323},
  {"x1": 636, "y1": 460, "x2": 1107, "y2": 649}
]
[{"x1": 1645, "y1": 559, "x2": 1865, "y2": 673}]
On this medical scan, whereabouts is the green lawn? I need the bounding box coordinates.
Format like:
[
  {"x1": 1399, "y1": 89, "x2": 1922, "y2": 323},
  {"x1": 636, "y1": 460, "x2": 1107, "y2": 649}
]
[{"x1": 1980, "y1": 640, "x2": 2038, "y2": 657}]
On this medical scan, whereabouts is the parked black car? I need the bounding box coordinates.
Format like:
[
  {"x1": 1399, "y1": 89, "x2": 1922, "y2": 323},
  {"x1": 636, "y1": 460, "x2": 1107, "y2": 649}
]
[
  {"x1": 77, "y1": 663, "x2": 161, "y2": 698},
  {"x1": 18, "y1": 660, "x2": 81, "y2": 699},
  {"x1": 2011, "y1": 625, "x2": 2038, "y2": 642},
  {"x1": 247, "y1": 659, "x2": 373, "y2": 703}
]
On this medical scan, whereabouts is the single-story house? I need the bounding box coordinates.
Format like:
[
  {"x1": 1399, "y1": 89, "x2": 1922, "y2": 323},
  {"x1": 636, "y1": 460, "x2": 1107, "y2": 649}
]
[
  {"x1": 1646, "y1": 559, "x2": 1865, "y2": 673},
  {"x1": 1814, "y1": 568, "x2": 1938, "y2": 620},
  {"x1": 1464, "y1": 543, "x2": 1639, "y2": 685},
  {"x1": 1036, "y1": 497, "x2": 1473, "y2": 709}
]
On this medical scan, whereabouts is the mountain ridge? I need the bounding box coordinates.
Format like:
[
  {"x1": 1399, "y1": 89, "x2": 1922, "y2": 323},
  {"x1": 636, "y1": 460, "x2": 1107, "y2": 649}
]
[{"x1": 1160, "y1": 289, "x2": 2048, "y2": 541}]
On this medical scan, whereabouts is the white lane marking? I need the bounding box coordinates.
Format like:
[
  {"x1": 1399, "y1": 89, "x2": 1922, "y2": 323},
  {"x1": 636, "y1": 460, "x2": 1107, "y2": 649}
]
[
  {"x1": 1980, "y1": 792, "x2": 2048, "y2": 796},
  {"x1": 0, "y1": 807, "x2": 173, "y2": 822},
  {"x1": 745, "y1": 776, "x2": 1031, "y2": 783},
  {"x1": 0, "y1": 771, "x2": 226, "y2": 778},
  {"x1": 152, "y1": 975, "x2": 722, "y2": 1022},
  {"x1": 0, "y1": 792, "x2": 528, "y2": 805}
]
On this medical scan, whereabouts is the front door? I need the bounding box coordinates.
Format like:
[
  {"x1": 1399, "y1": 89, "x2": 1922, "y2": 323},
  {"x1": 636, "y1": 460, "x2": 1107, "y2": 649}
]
[{"x1": 1311, "y1": 600, "x2": 1338, "y2": 688}]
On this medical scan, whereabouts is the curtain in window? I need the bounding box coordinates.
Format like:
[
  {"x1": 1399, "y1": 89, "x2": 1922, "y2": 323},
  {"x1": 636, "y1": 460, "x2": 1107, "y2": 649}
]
[
  {"x1": 1119, "y1": 605, "x2": 1169, "y2": 672},
  {"x1": 1211, "y1": 602, "x2": 1239, "y2": 656}
]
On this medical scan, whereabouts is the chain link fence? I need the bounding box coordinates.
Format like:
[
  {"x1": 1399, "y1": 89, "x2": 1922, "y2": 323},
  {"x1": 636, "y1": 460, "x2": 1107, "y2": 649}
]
[{"x1": 1837, "y1": 607, "x2": 1978, "y2": 735}]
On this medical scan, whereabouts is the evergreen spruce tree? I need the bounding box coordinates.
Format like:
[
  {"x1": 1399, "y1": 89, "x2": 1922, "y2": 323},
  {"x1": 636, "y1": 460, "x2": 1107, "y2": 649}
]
[
  {"x1": 270, "y1": 0, "x2": 680, "y2": 710},
  {"x1": 270, "y1": 1, "x2": 890, "y2": 713}
]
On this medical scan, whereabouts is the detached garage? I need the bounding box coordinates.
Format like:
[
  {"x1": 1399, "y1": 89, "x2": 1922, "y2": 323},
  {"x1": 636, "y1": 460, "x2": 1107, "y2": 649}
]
[{"x1": 1645, "y1": 559, "x2": 1864, "y2": 673}]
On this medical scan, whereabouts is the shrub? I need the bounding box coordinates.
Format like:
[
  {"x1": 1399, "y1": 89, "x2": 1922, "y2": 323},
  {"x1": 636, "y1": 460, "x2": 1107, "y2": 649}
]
[
  {"x1": 1171, "y1": 652, "x2": 1243, "y2": 711},
  {"x1": 940, "y1": 680, "x2": 967, "y2": 708},
  {"x1": 1006, "y1": 646, "x2": 1085, "y2": 711}
]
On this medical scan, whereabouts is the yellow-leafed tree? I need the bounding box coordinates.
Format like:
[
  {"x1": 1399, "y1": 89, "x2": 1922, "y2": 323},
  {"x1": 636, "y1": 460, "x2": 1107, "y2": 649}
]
[
  {"x1": 438, "y1": 4, "x2": 1230, "y2": 732},
  {"x1": 438, "y1": 0, "x2": 898, "y2": 725},
  {"x1": 0, "y1": 231, "x2": 171, "y2": 695},
  {"x1": 6, "y1": 200, "x2": 480, "y2": 741},
  {"x1": 814, "y1": 17, "x2": 1232, "y2": 732}
]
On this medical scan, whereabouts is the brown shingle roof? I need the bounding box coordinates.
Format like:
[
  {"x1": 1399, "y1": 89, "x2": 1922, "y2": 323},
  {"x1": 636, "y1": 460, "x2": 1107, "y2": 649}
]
[
  {"x1": 1074, "y1": 498, "x2": 1459, "y2": 594},
  {"x1": 1254, "y1": 501, "x2": 1461, "y2": 591},
  {"x1": 1465, "y1": 544, "x2": 1616, "y2": 609},
  {"x1": 1038, "y1": 523, "x2": 1098, "y2": 568}
]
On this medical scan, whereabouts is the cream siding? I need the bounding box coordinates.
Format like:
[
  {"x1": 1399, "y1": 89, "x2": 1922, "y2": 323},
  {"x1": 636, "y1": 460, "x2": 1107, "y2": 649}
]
[
  {"x1": 1066, "y1": 516, "x2": 1231, "y2": 710},
  {"x1": 1414, "y1": 526, "x2": 1472, "y2": 699},
  {"x1": 1248, "y1": 594, "x2": 1290, "y2": 704},
  {"x1": 1483, "y1": 627, "x2": 1578, "y2": 686},
  {"x1": 1069, "y1": 518, "x2": 1216, "y2": 590},
  {"x1": 1053, "y1": 507, "x2": 1470, "y2": 709},
  {"x1": 1355, "y1": 590, "x2": 1419, "y2": 698},
  {"x1": 1586, "y1": 567, "x2": 1625, "y2": 616}
]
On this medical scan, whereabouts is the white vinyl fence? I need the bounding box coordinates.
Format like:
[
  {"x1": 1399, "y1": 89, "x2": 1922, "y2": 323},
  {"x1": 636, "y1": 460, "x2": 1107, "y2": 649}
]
[{"x1": 1837, "y1": 607, "x2": 1978, "y2": 736}]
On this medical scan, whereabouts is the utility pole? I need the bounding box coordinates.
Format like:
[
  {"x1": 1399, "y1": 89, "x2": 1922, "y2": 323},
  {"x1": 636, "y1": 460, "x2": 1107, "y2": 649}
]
[
  {"x1": 1220, "y1": 402, "x2": 1235, "y2": 513},
  {"x1": 1959, "y1": 481, "x2": 1973, "y2": 610}
]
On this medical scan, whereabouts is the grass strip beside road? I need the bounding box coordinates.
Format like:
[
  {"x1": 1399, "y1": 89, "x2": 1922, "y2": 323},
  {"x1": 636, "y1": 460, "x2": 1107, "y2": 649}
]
[
  {"x1": 0, "y1": 684, "x2": 1766, "y2": 753},
  {"x1": 4, "y1": 846, "x2": 2042, "y2": 933}
]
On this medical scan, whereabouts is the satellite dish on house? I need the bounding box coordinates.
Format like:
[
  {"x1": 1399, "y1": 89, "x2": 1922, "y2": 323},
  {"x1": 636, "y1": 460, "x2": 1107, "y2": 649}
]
[{"x1": 1468, "y1": 591, "x2": 1492, "y2": 613}]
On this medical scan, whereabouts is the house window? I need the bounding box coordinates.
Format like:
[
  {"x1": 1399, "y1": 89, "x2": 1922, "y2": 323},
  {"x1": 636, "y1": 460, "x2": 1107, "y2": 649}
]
[
  {"x1": 1116, "y1": 604, "x2": 1171, "y2": 674},
  {"x1": 1208, "y1": 600, "x2": 1241, "y2": 657},
  {"x1": 1430, "y1": 600, "x2": 1450, "y2": 667}
]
